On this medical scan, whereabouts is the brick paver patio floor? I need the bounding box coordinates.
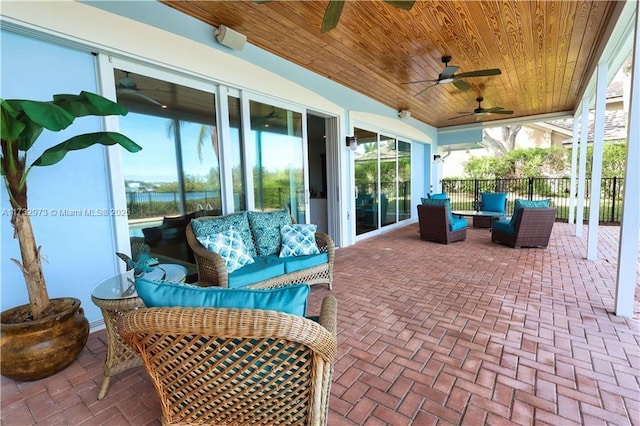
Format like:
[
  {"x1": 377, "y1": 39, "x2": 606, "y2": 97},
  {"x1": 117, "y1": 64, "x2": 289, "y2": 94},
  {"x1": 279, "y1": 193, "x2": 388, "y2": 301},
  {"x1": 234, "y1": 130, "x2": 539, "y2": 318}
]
[{"x1": 2, "y1": 222, "x2": 639, "y2": 425}]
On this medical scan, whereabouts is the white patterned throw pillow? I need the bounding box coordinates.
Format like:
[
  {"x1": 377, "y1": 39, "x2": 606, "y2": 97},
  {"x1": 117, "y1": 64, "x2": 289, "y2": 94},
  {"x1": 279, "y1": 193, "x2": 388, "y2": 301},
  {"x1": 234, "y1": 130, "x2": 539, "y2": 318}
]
[
  {"x1": 279, "y1": 224, "x2": 320, "y2": 257},
  {"x1": 198, "y1": 227, "x2": 254, "y2": 273}
]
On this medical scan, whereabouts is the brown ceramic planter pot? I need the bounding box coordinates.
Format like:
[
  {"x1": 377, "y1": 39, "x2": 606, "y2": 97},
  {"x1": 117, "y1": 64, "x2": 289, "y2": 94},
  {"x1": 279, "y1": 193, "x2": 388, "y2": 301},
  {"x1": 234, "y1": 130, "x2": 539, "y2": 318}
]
[{"x1": 0, "y1": 297, "x2": 90, "y2": 381}]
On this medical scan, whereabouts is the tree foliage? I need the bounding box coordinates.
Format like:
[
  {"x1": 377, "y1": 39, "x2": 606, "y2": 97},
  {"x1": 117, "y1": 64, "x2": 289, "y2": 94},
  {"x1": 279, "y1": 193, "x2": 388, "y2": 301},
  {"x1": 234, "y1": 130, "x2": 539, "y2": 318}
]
[
  {"x1": 463, "y1": 147, "x2": 569, "y2": 179},
  {"x1": 585, "y1": 141, "x2": 627, "y2": 178}
]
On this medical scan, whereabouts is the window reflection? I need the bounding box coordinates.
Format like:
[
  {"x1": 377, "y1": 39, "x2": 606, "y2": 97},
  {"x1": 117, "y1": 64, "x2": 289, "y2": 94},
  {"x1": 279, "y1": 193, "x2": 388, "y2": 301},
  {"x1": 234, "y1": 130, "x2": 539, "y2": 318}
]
[
  {"x1": 248, "y1": 100, "x2": 305, "y2": 223},
  {"x1": 115, "y1": 70, "x2": 219, "y2": 269}
]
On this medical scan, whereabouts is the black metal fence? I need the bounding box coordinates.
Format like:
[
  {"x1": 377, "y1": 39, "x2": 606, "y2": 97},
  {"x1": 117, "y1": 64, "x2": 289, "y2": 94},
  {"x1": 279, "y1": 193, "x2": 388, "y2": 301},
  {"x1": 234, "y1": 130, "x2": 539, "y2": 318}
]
[{"x1": 441, "y1": 177, "x2": 625, "y2": 224}]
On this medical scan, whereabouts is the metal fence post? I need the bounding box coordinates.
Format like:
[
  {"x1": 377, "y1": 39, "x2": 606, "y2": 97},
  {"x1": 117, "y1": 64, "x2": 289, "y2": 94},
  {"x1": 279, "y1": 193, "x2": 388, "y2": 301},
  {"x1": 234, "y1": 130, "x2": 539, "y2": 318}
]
[{"x1": 611, "y1": 177, "x2": 617, "y2": 223}]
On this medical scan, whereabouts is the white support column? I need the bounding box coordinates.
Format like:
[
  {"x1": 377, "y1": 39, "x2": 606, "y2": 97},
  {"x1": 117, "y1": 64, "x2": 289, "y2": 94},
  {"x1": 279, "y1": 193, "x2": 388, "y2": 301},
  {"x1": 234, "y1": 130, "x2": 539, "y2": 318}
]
[
  {"x1": 568, "y1": 109, "x2": 581, "y2": 225},
  {"x1": 587, "y1": 61, "x2": 608, "y2": 260},
  {"x1": 615, "y1": 4, "x2": 640, "y2": 318},
  {"x1": 575, "y1": 97, "x2": 590, "y2": 238}
]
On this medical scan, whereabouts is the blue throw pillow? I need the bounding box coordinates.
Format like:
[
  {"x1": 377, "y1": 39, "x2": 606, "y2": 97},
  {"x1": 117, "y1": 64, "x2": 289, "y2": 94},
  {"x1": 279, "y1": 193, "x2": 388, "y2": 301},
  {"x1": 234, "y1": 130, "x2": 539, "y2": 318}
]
[
  {"x1": 480, "y1": 192, "x2": 507, "y2": 213},
  {"x1": 191, "y1": 212, "x2": 256, "y2": 257},
  {"x1": 196, "y1": 227, "x2": 254, "y2": 273},
  {"x1": 280, "y1": 224, "x2": 320, "y2": 257},
  {"x1": 135, "y1": 278, "x2": 310, "y2": 317},
  {"x1": 247, "y1": 209, "x2": 292, "y2": 256},
  {"x1": 509, "y1": 198, "x2": 551, "y2": 226},
  {"x1": 430, "y1": 192, "x2": 448, "y2": 200}
]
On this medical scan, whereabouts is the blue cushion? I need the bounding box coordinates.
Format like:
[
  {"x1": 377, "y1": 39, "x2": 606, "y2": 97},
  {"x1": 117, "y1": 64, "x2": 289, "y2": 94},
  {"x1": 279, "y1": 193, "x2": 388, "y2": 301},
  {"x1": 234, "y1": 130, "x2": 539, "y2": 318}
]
[
  {"x1": 228, "y1": 256, "x2": 285, "y2": 289},
  {"x1": 421, "y1": 198, "x2": 455, "y2": 224},
  {"x1": 509, "y1": 199, "x2": 551, "y2": 226},
  {"x1": 279, "y1": 253, "x2": 329, "y2": 274},
  {"x1": 135, "y1": 278, "x2": 309, "y2": 316},
  {"x1": 493, "y1": 220, "x2": 515, "y2": 234},
  {"x1": 421, "y1": 197, "x2": 430, "y2": 204},
  {"x1": 480, "y1": 192, "x2": 507, "y2": 213},
  {"x1": 247, "y1": 209, "x2": 292, "y2": 257},
  {"x1": 191, "y1": 212, "x2": 256, "y2": 257},
  {"x1": 430, "y1": 192, "x2": 448, "y2": 200},
  {"x1": 449, "y1": 217, "x2": 468, "y2": 232}
]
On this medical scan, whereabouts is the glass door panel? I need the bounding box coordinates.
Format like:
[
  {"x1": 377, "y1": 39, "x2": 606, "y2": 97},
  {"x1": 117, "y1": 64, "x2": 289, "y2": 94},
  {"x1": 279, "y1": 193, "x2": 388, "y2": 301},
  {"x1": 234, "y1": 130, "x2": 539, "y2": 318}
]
[
  {"x1": 120, "y1": 112, "x2": 180, "y2": 227},
  {"x1": 228, "y1": 96, "x2": 246, "y2": 212},
  {"x1": 398, "y1": 141, "x2": 412, "y2": 221},
  {"x1": 247, "y1": 100, "x2": 305, "y2": 223},
  {"x1": 115, "y1": 69, "x2": 218, "y2": 266},
  {"x1": 354, "y1": 128, "x2": 379, "y2": 235},
  {"x1": 380, "y1": 134, "x2": 397, "y2": 227}
]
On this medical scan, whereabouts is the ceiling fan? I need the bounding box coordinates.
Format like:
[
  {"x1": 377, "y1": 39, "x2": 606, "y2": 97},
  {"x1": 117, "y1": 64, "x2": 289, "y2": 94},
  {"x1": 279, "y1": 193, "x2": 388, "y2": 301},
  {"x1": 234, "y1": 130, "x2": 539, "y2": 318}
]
[
  {"x1": 321, "y1": 0, "x2": 415, "y2": 32},
  {"x1": 403, "y1": 56, "x2": 502, "y2": 97},
  {"x1": 116, "y1": 72, "x2": 164, "y2": 107},
  {"x1": 449, "y1": 97, "x2": 514, "y2": 120}
]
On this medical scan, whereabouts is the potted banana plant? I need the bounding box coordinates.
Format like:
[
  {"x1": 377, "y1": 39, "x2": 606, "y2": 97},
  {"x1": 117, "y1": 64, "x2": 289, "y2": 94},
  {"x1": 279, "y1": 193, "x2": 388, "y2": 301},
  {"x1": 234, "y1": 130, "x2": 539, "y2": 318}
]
[{"x1": 0, "y1": 91, "x2": 142, "y2": 381}]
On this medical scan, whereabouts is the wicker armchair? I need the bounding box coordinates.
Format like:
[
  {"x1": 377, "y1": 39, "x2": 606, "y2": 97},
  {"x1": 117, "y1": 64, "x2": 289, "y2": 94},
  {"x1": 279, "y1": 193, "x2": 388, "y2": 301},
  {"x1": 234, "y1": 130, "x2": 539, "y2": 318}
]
[
  {"x1": 492, "y1": 207, "x2": 557, "y2": 248},
  {"x1": 417, "y1": 204, "x2": 467, "y2": 244},
  {"x1": 186, "y1": 221, "x2": 335, "y2": 289},
  {"x1": 118, "y1": 296, "x2": 337, "y2": 425}
]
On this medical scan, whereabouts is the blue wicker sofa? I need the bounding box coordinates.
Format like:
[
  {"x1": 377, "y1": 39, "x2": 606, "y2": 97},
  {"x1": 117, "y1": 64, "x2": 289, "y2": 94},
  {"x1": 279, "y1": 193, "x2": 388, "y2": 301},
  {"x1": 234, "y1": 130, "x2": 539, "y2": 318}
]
[{"x1": 185, "y1": 209, "x2": 334, "y2": 290}]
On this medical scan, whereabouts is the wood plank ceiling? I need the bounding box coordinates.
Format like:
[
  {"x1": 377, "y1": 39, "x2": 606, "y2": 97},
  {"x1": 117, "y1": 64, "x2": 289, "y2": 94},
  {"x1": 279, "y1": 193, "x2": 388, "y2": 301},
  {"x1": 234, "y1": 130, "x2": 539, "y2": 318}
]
[{"x1": 161, "y1": 0, "x2": 623, "y2": 129}]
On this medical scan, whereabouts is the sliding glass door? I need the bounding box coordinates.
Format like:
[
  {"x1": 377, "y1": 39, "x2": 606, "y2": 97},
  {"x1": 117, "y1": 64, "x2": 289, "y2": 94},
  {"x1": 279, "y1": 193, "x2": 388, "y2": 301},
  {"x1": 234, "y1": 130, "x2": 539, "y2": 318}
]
[
  {"x1": 115, "y1": 70, "x2": 220, "y2": 236},
  {"x1": 354, "y1": 127, "x2": 412, "y2": 237},
  {"x1": 247, "y1": 100, "x2": 307, "y2": 224}
]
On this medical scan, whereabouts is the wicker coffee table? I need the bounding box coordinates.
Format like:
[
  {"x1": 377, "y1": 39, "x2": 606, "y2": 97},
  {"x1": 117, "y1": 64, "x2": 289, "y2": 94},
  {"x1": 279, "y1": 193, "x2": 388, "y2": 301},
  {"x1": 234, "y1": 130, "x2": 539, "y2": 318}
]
[{"x1": 91, "y1": 264, "x2": 187, "y2": 400}]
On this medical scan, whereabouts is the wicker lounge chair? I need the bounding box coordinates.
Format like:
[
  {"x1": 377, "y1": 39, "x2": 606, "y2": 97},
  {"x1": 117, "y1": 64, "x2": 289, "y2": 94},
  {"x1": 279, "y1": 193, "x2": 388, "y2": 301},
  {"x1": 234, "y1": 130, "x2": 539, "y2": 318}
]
[
  {"x1": 118, "y1": 295, "x2": 337, "y2": 425},
  {"x1": 417, "y1": 204, "x2": 467, "y2": 244},
  {"x1": 491, "y1": 207, "x2": 557, "y2": 248}
]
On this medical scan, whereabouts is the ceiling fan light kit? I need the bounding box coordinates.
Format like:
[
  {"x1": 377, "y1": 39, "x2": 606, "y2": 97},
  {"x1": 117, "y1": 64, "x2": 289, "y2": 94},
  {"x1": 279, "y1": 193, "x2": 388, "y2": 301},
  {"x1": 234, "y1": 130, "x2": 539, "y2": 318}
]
[{"x1": 215, "y1": 25, "x2": 247, "y2": 51}]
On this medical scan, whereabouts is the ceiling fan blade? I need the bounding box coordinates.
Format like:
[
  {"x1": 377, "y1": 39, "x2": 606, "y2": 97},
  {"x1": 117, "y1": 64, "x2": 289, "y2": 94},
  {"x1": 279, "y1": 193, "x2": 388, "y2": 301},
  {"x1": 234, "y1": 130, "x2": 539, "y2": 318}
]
[
  {"x1": 321, "y1": 0, "x2": 345, "y2": 33},
  {"x1": 135, "y1": 93, "x2": 163, "y2": 107},
  {"x1": 118, "y1": 88, "x2": 162, "y2": 107},
  {"x1": 401, "y1": 79, "x2": 439, "y2": 85},
  {"x1": 440, "y1": 66, "x2": 459, "y2": 79},
  {"x1": 414, "y1": 83, "x2": 438, "y2": 97},
  {"x1": 383, "y1": 0, "x2": 416, "y2": 10},
  {"x1": 455, "y1": 68, "x2": 502, "y2": 79},
  {"x1": 452, "y1": 79, "x2": 471, "y2": 91},
  {"x1": 449, "y1": 113, "x2": 474, "y2": 120},
  {"x1": 483, "y1": 107, "x2": 504, "y2": 113},
  {"x1": 492, "y1": 110, "x2": 514, "y2": 114}
]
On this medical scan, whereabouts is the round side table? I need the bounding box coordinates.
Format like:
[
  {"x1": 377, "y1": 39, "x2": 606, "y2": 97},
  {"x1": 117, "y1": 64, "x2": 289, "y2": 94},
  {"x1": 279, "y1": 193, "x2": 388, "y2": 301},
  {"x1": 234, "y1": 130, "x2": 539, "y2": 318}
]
[{"x1": 91, "y1": 264, "x2": 187, "y2": 400}]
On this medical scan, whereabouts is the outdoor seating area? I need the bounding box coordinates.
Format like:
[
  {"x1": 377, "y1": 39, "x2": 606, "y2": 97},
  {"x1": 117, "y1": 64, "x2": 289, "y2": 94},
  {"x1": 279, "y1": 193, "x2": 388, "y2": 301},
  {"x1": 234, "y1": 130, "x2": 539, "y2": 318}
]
[{"x1": 2, "y1": 222, "x2": 638, "y2": 425}]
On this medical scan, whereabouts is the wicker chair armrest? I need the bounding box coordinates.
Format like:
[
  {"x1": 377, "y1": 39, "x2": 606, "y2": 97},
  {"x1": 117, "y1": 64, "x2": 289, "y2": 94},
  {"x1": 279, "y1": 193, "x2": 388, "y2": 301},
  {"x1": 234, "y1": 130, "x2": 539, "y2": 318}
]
[
  {"x1": 315, "y1": 232, "x2": 335, "y2": 263},
  {"x1": 185, "y1": 223, "x2": 229, "y2": 287},
  {"x1": 318, "y1": 295, "x2": 337, "y2": 338}
]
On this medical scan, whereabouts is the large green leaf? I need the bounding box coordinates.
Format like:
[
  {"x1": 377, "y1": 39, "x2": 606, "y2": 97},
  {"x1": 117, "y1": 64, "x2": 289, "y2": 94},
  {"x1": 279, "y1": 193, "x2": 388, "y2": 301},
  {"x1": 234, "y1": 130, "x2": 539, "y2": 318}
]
[
  {"x1": 53, "y1": 91, "x2": 128, "y2": 118},
  {"x1": 32, "y1": 132, "x2": 142, "y2": 167},
  {"x1": 321, "y1": 0, "x2": 345, "y2": 33},
  {"x1": 20, "y1": 100, "x2": 76, "y2": 131},
  {"x1": 0, "y1": 99, "x2": 26, "y2": 140}
]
